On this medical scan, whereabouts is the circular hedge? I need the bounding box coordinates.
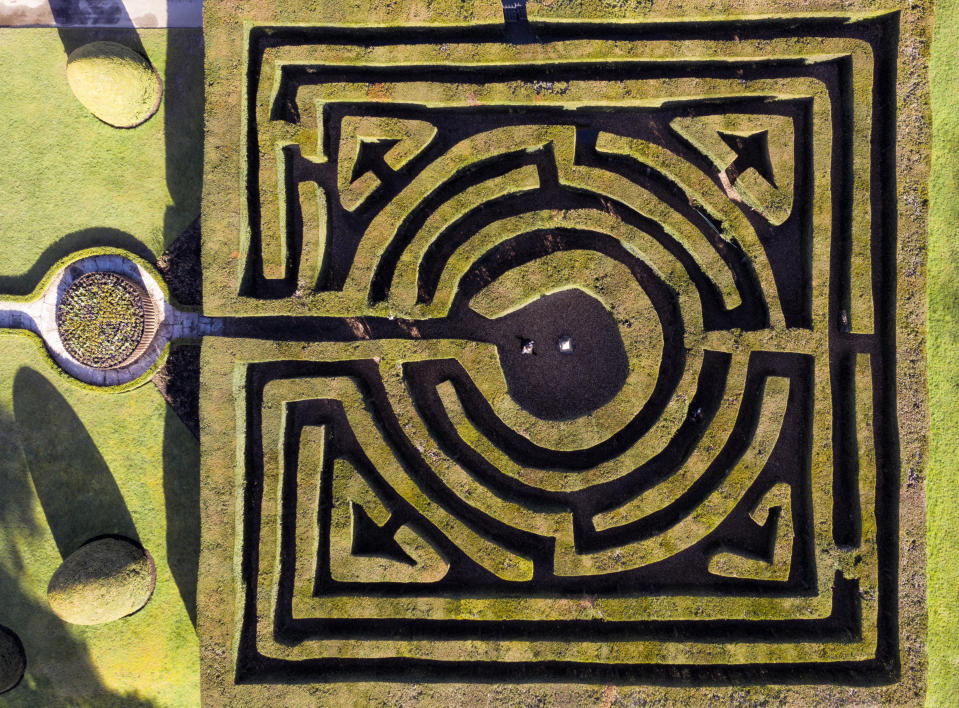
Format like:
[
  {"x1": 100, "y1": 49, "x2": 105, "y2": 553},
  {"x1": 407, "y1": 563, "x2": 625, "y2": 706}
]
[{"x1": 56, "y1": 272, "x2": 154, "y2": 369}]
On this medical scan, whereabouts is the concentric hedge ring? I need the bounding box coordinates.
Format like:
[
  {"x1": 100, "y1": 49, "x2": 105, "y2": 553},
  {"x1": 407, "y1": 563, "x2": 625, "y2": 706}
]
[{"x1": 55, "y1": 272, "x2": 157, "y2": 369}]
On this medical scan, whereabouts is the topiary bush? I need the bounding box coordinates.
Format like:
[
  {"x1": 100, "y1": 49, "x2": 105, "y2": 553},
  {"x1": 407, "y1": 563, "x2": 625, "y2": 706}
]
[
  {"x1": 65, "y1": 41, "x2": 162, "y2": 129},
  {"x1": 46, "y1": 537, "x2": 156, "y2": 626}
]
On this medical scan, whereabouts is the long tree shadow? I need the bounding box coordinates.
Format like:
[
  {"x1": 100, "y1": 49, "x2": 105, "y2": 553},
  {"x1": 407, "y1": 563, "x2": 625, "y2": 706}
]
[
  {"x1": 159, "y1": 3, "x2": 204, "y2": 629},
  {"x1": 0, "y1": 227, "x2": 157, "y2": 298},
  {"x1": 12, "y1": 368, "x2": 139, "y2": 559},
  {"x1": 0, "y1": 407, "x2": 154, "y2": 707},
  {"x1": 162, "y1": 28, "x2": 204, "y2": 253},
  {"x1": 162, "y1": 400, "x2": 200, "y2": 628}
]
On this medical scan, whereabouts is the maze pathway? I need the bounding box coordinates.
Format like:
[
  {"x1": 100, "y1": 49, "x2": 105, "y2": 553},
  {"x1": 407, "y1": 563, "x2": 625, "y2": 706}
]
[{"x1": 198, "y1": 6, "x2": 908, "y2": 700}]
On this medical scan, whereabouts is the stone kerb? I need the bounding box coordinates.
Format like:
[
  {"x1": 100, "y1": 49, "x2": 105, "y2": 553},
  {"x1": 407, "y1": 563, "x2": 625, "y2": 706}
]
[
  {"x1": 42, "y1": 255, "x2": 171, "y2": 385},
  {"x1": 0, "y1": 251, "x2": 226, "y2": 388}
]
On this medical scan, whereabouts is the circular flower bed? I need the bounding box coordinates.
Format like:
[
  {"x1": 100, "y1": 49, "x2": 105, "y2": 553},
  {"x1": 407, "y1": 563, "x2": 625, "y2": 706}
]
[{"x1": 56, "y1": 272, "x2": 154, "y2": 369}]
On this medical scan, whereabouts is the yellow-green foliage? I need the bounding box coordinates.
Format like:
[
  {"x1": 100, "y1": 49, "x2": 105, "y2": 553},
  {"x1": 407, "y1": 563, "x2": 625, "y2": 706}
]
[
  {"x1": 928, "y1": 2, "x2": 959, "y2": 704},
  {"x1": 197, "y1": 1, "x2": 931, "y2": 705},
  {"x1": 56, "y1": 273, "x2": 147, "y2": 369},
  {"x1": 65, "y1": 41, "x2": 161, "y2": 129},
  {"x1": 46, "y1": 537, "x2": 155, "y2": 626}
]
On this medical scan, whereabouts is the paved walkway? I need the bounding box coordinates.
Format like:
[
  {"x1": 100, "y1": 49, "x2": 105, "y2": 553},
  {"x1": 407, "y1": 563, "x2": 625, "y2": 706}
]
[
  {"x1": 0, "y1": 0, "x2": 202, "y2": 28},
  {"x1": 0, "y1": 254, "x2": 222, "y2": 387},
  {"x1": 0, "y1": 300, "x2": 41, "y2": 334}
]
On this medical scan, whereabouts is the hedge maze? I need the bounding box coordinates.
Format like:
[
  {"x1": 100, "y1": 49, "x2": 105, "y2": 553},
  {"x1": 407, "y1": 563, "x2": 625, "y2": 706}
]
[{"x1": 200, "y1": 11, "x2": 901, "y2": 691}]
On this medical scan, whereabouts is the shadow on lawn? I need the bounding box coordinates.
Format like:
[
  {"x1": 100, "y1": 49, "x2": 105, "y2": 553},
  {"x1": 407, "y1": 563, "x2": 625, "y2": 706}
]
[
  {"x1": 161, "y1": 17, "x2": 204, "y2": 629},
  {"x1": 0, "y1": 227, "x2": 157, "y2": 298},
  {"x1": 162, "y1": 29, "x2": 205, "y2": 254},
  {"x1": 11, "y1": 366, "x2": 200, "y2": 629},
  {"x1": 0, "y1": 402, "x2": 154, "y2": 707},
  {"x1": 13, "y1": 368, "x2": 140, "y2": 558},
  {"x1": 162, "y1": 403, "x2": 200, "y2": 628}
]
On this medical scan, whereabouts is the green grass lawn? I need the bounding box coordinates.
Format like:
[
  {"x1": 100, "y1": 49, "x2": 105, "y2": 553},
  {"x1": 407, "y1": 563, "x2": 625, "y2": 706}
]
[
  {"x1": 0, "y1": 28, "x2": 202, "y2": 295},
  {"x1": 0, "y1": 28, "x2": 202, "y2": 707},
  {"x1": 928, "y1": 2, "x2": 959, "y2": 703}
]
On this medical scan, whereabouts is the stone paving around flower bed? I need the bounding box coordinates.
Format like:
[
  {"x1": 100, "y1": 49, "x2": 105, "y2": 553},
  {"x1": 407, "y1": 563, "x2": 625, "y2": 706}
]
[{"x1": 0, "y1": 253, "x2": 222, "y2": 387}]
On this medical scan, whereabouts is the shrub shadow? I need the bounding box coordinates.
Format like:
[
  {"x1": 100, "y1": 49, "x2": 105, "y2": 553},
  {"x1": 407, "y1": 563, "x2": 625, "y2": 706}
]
[
  {"x1": 0, "y1": 228, "x2": 157, "y2": 298},
  {"x1": 0, "y1": 407, "x2": 154, "y2": 706},
  {"x1": 12, "y1": 367, "x2": 139, "y2": 559},
  {"x1": 162, "y1": 29, "x2": 205, "y2": 252}
]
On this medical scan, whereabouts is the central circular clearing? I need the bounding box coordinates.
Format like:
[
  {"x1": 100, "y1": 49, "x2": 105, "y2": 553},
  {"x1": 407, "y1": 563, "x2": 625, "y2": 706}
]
[
  {"x1": 493, "y1": 289, "x2": 629, "y2": 420},
  {"x1": 56, "y1": 272, "x2": 151, "y2": 369}
]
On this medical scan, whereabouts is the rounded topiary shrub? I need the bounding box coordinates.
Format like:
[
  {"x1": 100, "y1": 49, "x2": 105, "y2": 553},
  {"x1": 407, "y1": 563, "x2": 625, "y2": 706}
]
[
  {"x1": 0, "y1": 625, "x2": 25, "y2": 694},
  {"x1": 56, "y1": 272, "x2": 157, "y2": 369},
  {"x1": 66, "y1": 41, "x2": 162, "y2": 128},
  {"x1": 47, "y1": 537, "x2": 156, "y2": 626}
]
